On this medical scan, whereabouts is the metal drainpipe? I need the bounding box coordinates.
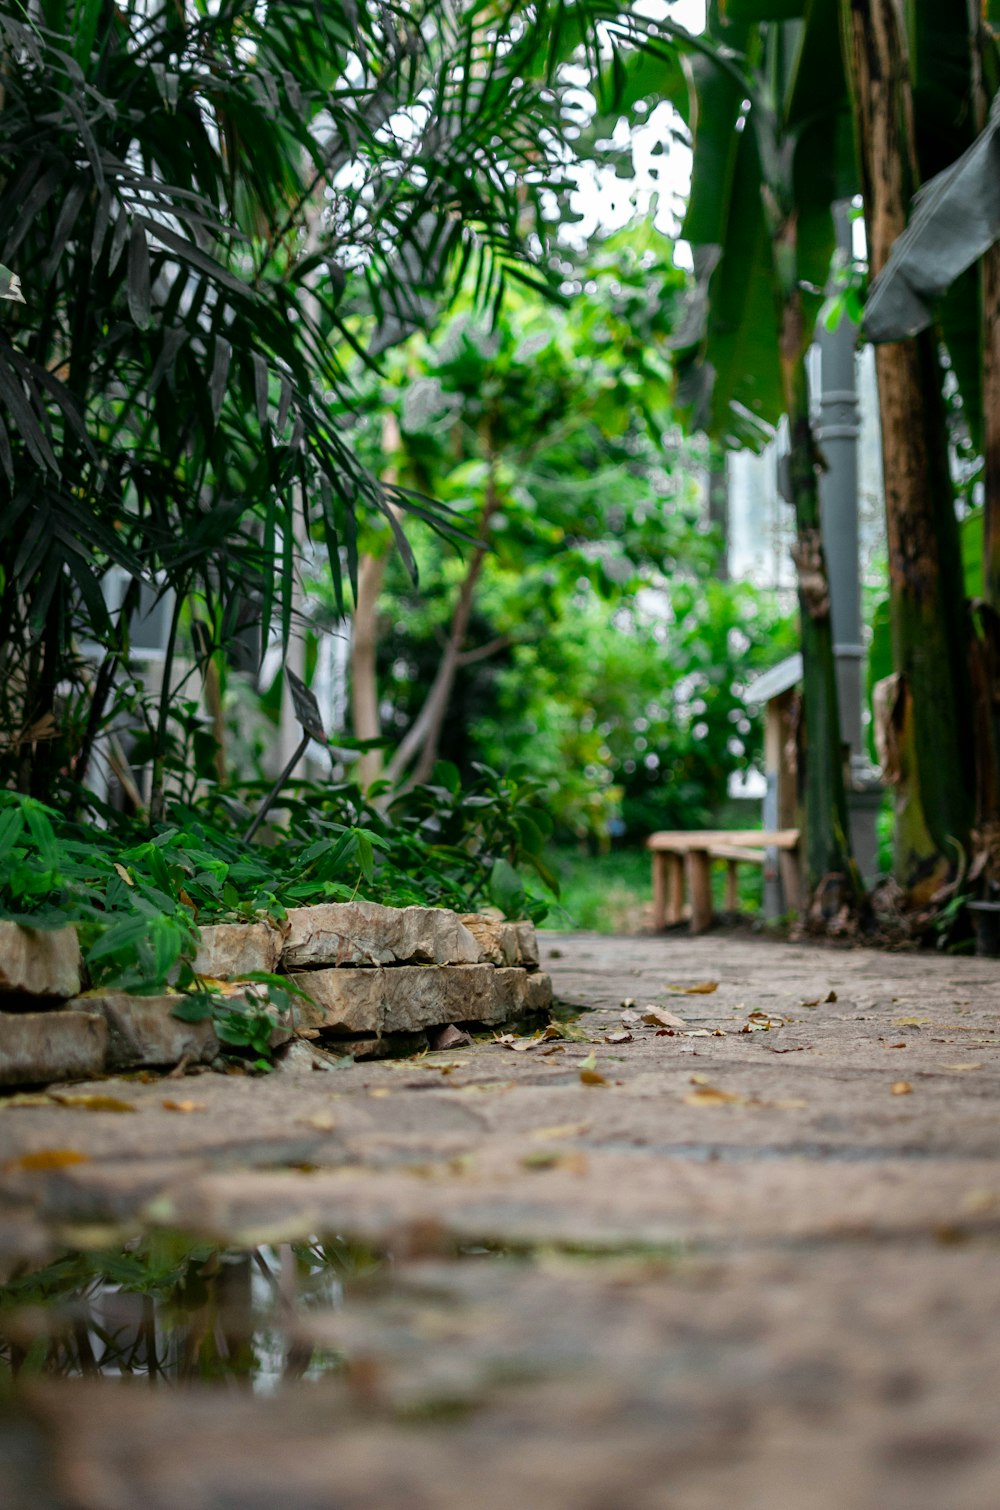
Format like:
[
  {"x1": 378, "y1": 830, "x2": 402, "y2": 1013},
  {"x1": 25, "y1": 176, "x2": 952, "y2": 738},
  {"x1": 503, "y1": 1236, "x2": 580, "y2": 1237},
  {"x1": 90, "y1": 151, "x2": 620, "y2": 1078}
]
[{"x1": 816, "y1": 202, "x2": 882, "y2": 882}]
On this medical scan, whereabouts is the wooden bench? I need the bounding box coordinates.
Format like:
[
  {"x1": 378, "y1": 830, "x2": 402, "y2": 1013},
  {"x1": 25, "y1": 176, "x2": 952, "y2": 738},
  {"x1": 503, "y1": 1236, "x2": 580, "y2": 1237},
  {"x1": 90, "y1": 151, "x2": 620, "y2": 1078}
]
[{"x1": 646, "y1": 829, "x2": 801, "y2": 934}]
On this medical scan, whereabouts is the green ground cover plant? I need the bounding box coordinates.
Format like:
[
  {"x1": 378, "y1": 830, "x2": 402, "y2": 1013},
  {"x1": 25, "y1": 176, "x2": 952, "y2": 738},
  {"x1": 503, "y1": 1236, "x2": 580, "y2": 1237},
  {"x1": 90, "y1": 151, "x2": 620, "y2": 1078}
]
[{"x1": 0, "y1": 761, "x2": 553, "y2": 1058}]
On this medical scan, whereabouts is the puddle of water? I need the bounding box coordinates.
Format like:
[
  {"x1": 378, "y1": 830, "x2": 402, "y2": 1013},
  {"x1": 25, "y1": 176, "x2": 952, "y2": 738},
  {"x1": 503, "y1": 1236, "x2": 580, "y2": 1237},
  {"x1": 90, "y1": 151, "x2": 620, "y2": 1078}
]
[{"x1": 0, "y1": 1234, "x2": 383, "y2": 1393}]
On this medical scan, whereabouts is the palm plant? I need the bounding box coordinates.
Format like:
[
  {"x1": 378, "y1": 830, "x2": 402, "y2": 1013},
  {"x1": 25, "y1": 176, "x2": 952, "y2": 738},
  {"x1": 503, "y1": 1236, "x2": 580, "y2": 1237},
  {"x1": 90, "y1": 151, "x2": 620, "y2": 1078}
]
[{"x1": 0, "y1": 0, "x2": 616, "y2": 806}]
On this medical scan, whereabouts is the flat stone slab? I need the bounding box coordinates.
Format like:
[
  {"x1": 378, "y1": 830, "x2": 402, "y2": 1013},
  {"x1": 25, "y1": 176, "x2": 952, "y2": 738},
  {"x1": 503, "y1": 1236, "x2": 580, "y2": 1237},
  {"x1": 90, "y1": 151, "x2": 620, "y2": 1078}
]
[
  {"x1": 0, "y1": 1010, "x2": 105, "y2": 1086},
  {"x1": 193, "y1": 923, "x2": 280, "y2": 980},
  {"x1": 290, "y1": 963, "x2": 551, "y2": 1035},
  {"x1": 0, "y1": 922, "x2": 81, "y2": 999},
  {"x1": 67, "y1": 993, "x2": 219, "y2": 1070},
  {"x1": 283, "y1": 901, "x2": 482, "y2": 969}
]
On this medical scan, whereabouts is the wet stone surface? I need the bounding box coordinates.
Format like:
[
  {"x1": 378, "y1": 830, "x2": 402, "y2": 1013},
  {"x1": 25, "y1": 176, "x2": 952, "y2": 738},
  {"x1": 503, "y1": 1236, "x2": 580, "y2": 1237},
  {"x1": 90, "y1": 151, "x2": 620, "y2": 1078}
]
[{"x1": 2, "y1": 930, "x2": 1000, "y2": 1506}]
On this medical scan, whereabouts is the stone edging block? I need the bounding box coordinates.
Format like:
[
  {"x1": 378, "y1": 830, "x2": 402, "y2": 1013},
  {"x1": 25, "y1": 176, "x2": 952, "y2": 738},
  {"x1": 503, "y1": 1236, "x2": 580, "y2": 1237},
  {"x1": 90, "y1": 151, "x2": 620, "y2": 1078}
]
[
  {"x1": 193, "y1": 922, "x2": 281, "y2": 980},
  {"x1": 0, "y1": 1010, "x2": 106, "y2": 1086},
  {"x1": 290, "y1": 963, "x2": 553, "y2": 1035},
  {"x1": 0, "y1": 921, "x2": 82, "y2": 999},
  {"x1": 282, "y1": 901, "x2": 482, "y2": 969},
  {"x1": 67, "y1": 993, "x2": 219, "y2": 1071}
]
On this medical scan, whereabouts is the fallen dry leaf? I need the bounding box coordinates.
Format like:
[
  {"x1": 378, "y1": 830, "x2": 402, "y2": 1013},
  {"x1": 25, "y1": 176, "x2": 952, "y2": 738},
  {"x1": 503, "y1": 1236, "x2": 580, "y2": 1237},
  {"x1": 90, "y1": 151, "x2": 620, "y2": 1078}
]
[
  {"x1": 801, "y1": 990, "x2": 837, "y2": 1007},
  {"x1": 52, "y1": 1093, "x2": 136, "y2": 1113},
  {"x1": 684, "y1": 1028, "x2": 725, "y2": 1038},
  {"x1": 300, "y1": 1111, "x2": 337, "y2": 1131},
  {"x1": 683, "y1": 1085, "x2": 746, "y2": 1107},
  {"x1": 890, "y1": 1081, "x2": 913, "y2": 1096},
  {"x1": 641, "y1": 1007, "x2": 688, "y2": 1029},
  {"x1": 893, "y1": 1017, "x2": 929, "y2": 1027},
  {"x1": 520, "y1": 1149, "x2": 588, "y2": 1174},
  {"x1": 941, "y1": 1063, "x2": 984, "y2": 1072},
  {"x1": 428, "y1": 1024, "x2": 472, "y2": 1051},
  {"x1": 667, "y1": 981, "x2": 718, "y2": 995},
  {"x1": 605, "y1": 1031, "x2": 633, "y2": 1044},
  {"x1": 530, "y1": 1121, "x2": 591, "y2": 1141},
  {"x1": 541, "y1": 1023, "x2": 567, "y2": 1040},
  {"x1": 0, "y1": 1093, "x2": 59, "y2": 1109},
  {"x1": 540, "y1": 1044, "x2": 566, "y2": 1056},
  {"x1": 161, "y1": 1098, "x2": 205, "y2": 1113},
  {"x1": 580, "y1": 1068, "x2": 608, "y2": 1086},
  {"x1": 6, "y1": 1148, "x2": 91, "y2": 1171}
]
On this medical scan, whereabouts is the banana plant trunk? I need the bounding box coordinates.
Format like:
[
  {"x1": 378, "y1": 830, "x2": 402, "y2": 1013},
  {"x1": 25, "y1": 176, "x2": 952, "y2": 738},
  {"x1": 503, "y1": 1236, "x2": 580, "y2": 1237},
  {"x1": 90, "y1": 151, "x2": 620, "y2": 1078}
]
[
  {"x1": 842, "y1": 0, "x2": 974, "y2": 894},
  {"x1": 781, "y1": 321, "x2": 854, "y2": 898}
]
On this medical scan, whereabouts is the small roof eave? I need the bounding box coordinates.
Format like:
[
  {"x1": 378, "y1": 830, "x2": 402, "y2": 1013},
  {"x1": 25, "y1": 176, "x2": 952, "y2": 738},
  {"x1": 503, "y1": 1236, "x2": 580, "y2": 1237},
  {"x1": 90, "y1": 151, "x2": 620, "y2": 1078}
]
[{"x1": 744, "y1": 652, "x2": 803, "y2": 707}]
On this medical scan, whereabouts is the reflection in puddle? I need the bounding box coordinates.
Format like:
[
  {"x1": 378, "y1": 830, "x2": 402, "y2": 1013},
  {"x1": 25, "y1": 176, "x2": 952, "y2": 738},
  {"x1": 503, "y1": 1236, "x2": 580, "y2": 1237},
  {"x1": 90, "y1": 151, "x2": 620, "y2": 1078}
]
[{"x1": 0, "y1": 1236, "x2": 381, "y2": 1391}]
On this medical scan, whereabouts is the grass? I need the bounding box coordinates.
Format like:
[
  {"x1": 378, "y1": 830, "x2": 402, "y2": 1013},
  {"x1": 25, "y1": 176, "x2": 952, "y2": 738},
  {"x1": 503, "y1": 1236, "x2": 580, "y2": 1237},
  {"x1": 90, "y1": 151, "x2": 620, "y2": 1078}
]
[{"x1": 540, "y1": 844, "x2": 765, "y2": 933}]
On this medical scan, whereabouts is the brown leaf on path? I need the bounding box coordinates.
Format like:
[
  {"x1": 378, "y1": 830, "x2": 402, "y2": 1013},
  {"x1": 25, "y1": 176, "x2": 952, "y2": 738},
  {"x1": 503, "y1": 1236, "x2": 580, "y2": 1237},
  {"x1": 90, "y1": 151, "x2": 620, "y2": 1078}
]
[
  {"x1": 641, "y1": 1008, "x2": 688, "y2": 1029},
  {"x1": 890, "y1": 1081, "x2": 913, "y2": 1096},
  {"x1": 667, "y1": 981, "x2": 718, "y2": 995},
  {"x1": 605, "y1": 1031, "x2": 633, "y2": 1044},
  {"x1": 6, "y1": 1148, "x2": 91, "y2": 1171},
  {"x1": 801, "y1": 990, "x2": 837, "y2": 1007},
  {"x1": 428, "y1": 1024, "x2": 472, "y2": 1051},
  {"x1": 161, "y1": 1098, "x2": 205, "y2": 1112},
  {"x1": 540, "y1": 1044, "x2": 566, "y2": 1055},
  {"x1": 580, "y1": 1069, "x2": 608, "y2": 1086},
  {"x1": 52, "y1": 1093, "x2": 136, "y2": 1113}
]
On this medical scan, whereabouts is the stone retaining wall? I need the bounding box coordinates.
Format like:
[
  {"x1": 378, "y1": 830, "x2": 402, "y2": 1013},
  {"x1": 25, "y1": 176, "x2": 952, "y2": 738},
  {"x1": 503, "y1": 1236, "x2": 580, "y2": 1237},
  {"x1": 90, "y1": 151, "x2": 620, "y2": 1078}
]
[{"x1": 0, "y1": 907, "x2": 552, "y2": 1086}]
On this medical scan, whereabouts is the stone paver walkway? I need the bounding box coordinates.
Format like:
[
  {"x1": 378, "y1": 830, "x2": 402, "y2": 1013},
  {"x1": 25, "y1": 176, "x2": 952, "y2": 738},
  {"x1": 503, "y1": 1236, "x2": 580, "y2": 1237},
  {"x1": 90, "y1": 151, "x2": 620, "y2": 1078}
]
[{"x1": 3, "y1": 931, "x2": 1000, "y2": 1508}]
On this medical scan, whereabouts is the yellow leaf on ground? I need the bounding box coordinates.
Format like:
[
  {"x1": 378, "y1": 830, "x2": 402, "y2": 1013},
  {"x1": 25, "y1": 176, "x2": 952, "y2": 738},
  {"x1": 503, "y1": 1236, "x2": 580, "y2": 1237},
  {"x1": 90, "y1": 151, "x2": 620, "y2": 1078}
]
[
  {"x1": 890, "y1": 1081, "x2": 913, "y2": 1096},
  {"x1": 300, "y1": 1111, "x2": 337, "y2": 1131},
  {"x1": 683, "y1": 1086, "x2": 746, "y2": 1107},
  {"x1": 52, "y1": 1094, "x2": 136, "y2": 1113},
  {"x1": 667, "y1": 981, "x2": 718, "y2": 995},
  {"x1": 941, "y1": 1063, "x2": 984, "y2": 1072},
  {"x1": 520, "y1": 1150, "x2": 588, "y2": 1174},
  {"x1": 893, "y1": 1017, "x2": 930, "y2": 1027},
  {"x1": 6, "y1": 1148, "x2": 91, "y2": 1171},
  {"x1": 580, "y1": 1069, "x2": 608, "y2": 1086},
  {"x1": 161, "y1": 1098, "x2": 205, "y2": 1113}
]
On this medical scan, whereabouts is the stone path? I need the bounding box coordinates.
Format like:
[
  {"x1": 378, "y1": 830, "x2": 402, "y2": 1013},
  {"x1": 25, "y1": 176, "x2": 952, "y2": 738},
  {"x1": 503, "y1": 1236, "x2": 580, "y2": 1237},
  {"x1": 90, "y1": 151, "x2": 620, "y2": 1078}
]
[{"x1": 3, "y1": 931, "x2": 1000, "y2": 1508}]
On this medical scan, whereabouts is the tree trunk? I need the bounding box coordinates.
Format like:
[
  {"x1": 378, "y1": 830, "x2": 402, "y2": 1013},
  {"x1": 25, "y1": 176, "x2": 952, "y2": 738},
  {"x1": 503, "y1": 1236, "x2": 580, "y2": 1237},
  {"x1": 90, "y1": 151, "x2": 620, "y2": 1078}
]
[
  {"x1": 349, "y1": 412, "x2": 401, "y2": 790},
  {"x1": 842, "y1": 0, "x2": 974, "y2": 892},
  {"x1": 782, "y1": 326, "x2": 854, "y2": 898},
  {"x1": 384, "y1": 454, "x2": 499, "y2": 790},
  {"x1": 350, "y1": 551, "x2": 388, "y2": 789}
]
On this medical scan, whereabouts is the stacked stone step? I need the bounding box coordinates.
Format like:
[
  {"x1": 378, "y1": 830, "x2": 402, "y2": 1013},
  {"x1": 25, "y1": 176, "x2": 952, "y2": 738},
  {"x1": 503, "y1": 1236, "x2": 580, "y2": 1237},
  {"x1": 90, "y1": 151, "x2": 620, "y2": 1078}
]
[{"x1": 0, "y1": 906, "x2": 552, "y2": 1086}]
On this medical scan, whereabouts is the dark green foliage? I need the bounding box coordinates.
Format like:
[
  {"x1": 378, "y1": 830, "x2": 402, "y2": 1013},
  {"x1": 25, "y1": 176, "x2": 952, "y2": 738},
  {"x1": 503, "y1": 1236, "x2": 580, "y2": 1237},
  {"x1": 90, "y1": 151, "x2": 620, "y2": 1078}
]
[{"x1": 0, "y1": 764, "x2": 555, "y2": 1041}]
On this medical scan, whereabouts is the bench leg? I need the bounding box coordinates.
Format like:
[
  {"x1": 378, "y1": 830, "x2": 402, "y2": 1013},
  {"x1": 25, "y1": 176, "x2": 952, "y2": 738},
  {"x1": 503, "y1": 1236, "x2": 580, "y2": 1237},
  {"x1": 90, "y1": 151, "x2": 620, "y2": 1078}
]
[
  {"x1": 687, "y1": 849, "x2": 713, "y2": 934},
  {"x1": 651, "y1": 852, "x2": 667, "y2": 931},
  {"x1": 779, "y1": 851, "x2": 801, "y2": 912},
  {"x1": 666, "y1": 854, "x2": 685, "y2": 925},
  {"x1": 725, "y1": 859, "x2": 738, "y2": 912}
]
